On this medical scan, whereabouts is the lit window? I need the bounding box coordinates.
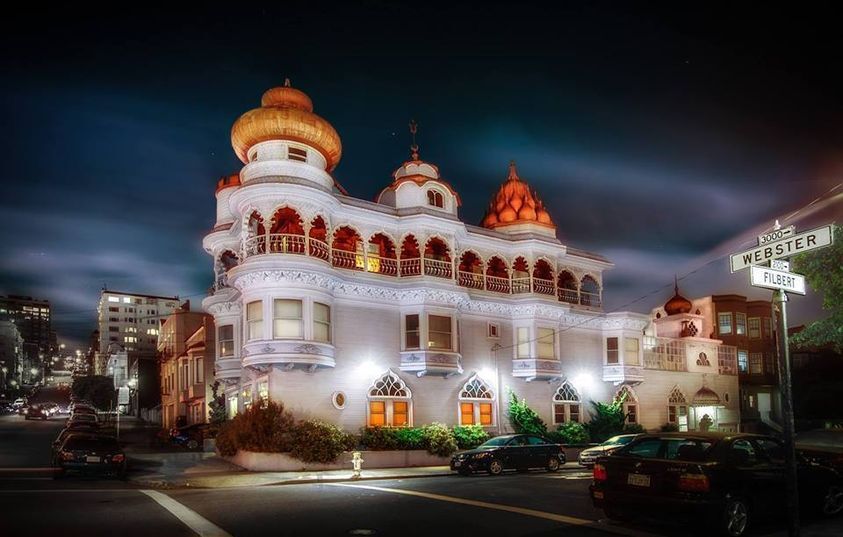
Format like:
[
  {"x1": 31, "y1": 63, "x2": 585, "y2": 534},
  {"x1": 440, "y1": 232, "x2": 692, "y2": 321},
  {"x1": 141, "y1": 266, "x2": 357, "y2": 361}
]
[
  {"x1": 195, "y1": 357, "x2": 204, "y2": 384},
  {"x1": 405, "y1": 314, "x2": 420, "y2": 350},
  {"x1": 367, "y1": 371, "x2": 412, "y2": 427},
  {"x1": 242, "y1": 386, "x2": 253, "y2": 410},
  {"x1": 123, "y1": 297, "x2": 131, "y2": 304},
  {"x1": 738, "y1": 350, "x2": 748, "y2": 373},
  {"x1": 427, "y1": 190, "x2": 444, "y2": 208},
  {"x1": 718, "y1": 313, "x2": 732, "y2": 335},
  {"x1": 313, "y1": 303, "x2": 331, "y2": 343},
  {"x1": 247, "y1": 301, "x2": 263, "y2": 341},
  {"x1": 606, "y1": 337, "x2": 619, "y2": 364},
  {"x1": 516, "y1": 327, "x2": 530, "y2": 358},
  {"x1": 219, "y1": 325, "x2": 234, "y2": 357},
  {"x1": 553, "y1": 382, "x2": 581, "y2": 424},
  {"x1": 257, "y1": 380, "x2": 269, "y2": 406},
  {"x1": 124, "y1": 336, "x2": 137, "y2": 343},
  {"x1": 428, "y1": 315, "x2": 452, "y2": 350},
  {"x1": 537, "y1": 327, "x2": 555, "y2": 359},
  {"x1": 227, "y1": 395, "x2": 238, "y2": 419},
  {"x1": 288, "y1": 146, "x2": 307, "y2": 162},
  {"x1": 616, "y1": 386, "x2": 638, "y2": 424},
  {"x1": 735, "y1": 313, "x2": 746, "y2": 335},
  {"x1": 458, "y1": 375, "x2": 495, "y2": 426},
  {"x1": 273, "y1": 299, "x2": 303, "y2": 338},
  {"x1": 748, "y1": 317, "x2": 761, "y2": 339},
  {"x1": 625, "y1": 337, "x2": 640, "y2": 365},
  {"x1": 667, "y1": 386, "x2": 688, "y2": 431}
]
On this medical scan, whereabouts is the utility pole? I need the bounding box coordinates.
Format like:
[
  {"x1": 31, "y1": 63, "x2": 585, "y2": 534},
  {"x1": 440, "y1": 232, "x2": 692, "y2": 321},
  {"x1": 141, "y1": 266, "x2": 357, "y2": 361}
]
[
  {"x1": 492, "y1": 343, "x2": 503, "y2": 435},
  {"x1": 773, "y1": 287, "x2": 799, "y2": 537}
]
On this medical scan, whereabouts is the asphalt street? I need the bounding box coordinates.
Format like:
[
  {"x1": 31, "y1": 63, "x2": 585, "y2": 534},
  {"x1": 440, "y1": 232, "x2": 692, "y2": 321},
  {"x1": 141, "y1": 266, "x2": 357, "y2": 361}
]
[{"x1": 1, "y1": 413, "x2": 838, "y2": 537}]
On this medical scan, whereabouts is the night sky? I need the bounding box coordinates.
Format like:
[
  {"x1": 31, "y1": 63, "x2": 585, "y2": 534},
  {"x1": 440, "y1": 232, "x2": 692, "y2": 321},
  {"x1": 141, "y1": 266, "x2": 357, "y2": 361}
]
[{"x1": 2, "y1": 4, "x2": 841, "y2": 348}]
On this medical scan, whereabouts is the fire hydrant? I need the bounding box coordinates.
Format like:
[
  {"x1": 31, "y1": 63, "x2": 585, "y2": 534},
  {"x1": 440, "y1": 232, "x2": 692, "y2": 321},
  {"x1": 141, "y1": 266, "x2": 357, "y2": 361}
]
[{"x1": 351, "y1": 451, "x2": 364, "y2": 479}]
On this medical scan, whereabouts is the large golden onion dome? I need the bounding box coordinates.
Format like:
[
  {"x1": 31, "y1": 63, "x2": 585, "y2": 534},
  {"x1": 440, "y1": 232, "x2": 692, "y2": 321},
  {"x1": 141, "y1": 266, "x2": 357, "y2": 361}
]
[
  {"x1": 230, "y1": 79, "x2": 342, "y2": 170},
  {"x1": 481, "y1": 161, "x2": 555, "y2": 229},
  {"x1": 664, "y1": 279, "x2": 693, "y2": 316}
]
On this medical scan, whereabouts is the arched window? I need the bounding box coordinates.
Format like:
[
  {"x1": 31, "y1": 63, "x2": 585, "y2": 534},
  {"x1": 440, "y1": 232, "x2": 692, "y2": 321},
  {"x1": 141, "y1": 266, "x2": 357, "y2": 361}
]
[
  {"x1": 308, "y1": 215, "x2": 329, "y2": 260},
  {"x1": 532, "y1": 259, "x2": 555, "y2": 295},
  {"x1": 512, "y1": 257, "x2": 530, "y2": 294},
  {"x1": 486, "y1": 256, "x2": 510, "y2": 293},
  {"x1": 458, "y1": 374, "x2": 494, "y2": 426},
  {"x1": 269, "y1": 207, "x2": 305, "y2": 254},
  {"x1": 557, "y1": 270, "x2": 578, "y2": 304},
  {"x1": 244, "y1": 211, "x2": 266, "y2": 256},
  {"x1": 399, "y1": 234, "x2": 421, "y2": 276},
  {"x1": 427, "y1": 190, "x2": 444, "y2": 208},
  {"x1": 458, "y1": 251, "x2": 484, "y2": 289},
  {"x1": 553, "y1": 382, "x2": 582, "y2": 424},
  {"x1": 368, "y1": 371, "x2": 412, "y2": 427},
  {"x1": 667, "y1": 386, "x2": 689, "y2": 431},
  {"x1": 615, "y1": 386, "x2": 639, "y2": 425},
  {"x1": 423, "y1": 237, "x2": 452, "y2": 278},
  {"x1": 368, "y1": 233, "x2": 397, "y2": 275},
  {"x1": 218, "y1": 250, "x2": 239, "y2": 272},
  {"x1": 580, "y1": 275, "x2": 601, "y2": 307},
  {"x1": 331, "y1": 226, "x2": 363, "y2": 270}
]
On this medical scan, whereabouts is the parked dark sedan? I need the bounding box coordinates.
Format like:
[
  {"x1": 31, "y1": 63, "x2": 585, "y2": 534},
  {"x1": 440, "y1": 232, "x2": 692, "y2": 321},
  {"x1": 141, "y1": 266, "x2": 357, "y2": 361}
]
[
  {"x1": 590, "y1": 432, "x2": 843, "y2": 537},
  {"x1": 451, "y1": 434, "x2": 566, "y2": 476},
  {"x1": 797, "y1": 429, "x2": 843, "y2": 473},
  {"x1": 23, "y1": 405, "x2": 48, "y2": 420},
  {"x1": 53, "y1": 435, "x2": 126, "y2": 479}
]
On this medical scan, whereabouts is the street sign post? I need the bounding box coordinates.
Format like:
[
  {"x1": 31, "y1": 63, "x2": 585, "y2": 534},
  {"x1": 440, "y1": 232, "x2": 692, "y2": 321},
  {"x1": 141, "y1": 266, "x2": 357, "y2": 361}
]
[
  {"x1": 750, "y1": 266, "x2": 807, "y2": 295},
  {"x1": 730, "y1": 224, "x2": 834, "y2": 272}
]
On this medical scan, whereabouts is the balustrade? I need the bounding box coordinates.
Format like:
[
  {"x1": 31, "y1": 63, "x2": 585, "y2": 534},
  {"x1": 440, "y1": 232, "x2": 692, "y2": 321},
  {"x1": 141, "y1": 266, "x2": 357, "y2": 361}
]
[
  {"x1": 308, "y1": 238, "x2": 330, "y2": 261},
  {"x1": 580, "y1": 290, "x2": 601, "y2": 307},
  {"x1": 332, "y1": 249, "x2": 362, "y2": 270},
  {"x1": 532, "y1": 277, "x2": 555, "y2": 295},
  {"x1": 368, "y1": 255, "x2": 398, "y2": 276},
  {"x1": 267, "y1": 233, "x2": 306, "y2": 255},
  {"x1": 399, "y1": 257, "x2": 421, "y2": 277},
  {"x1": 558, "y1": 288, "x2": 579, "y2": 304},
  {"x1": 486, "y1": 275, "x2": 510, "y2": 294},
  {"x1": 511, "y1": 277, "x2": 531, "y2": 294},
  {"x1": 457, "y1": 271, "x2": 484, "y2": 289},
  {"x1": 423, "y1": 257, "x2": 452, "y2": 279}
]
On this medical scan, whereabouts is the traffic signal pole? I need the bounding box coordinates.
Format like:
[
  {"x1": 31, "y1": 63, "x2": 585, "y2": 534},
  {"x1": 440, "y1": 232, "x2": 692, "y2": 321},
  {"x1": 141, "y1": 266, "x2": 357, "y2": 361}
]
[{"x1": 773, "y1": 288, "x2": 799, "y2": 537}]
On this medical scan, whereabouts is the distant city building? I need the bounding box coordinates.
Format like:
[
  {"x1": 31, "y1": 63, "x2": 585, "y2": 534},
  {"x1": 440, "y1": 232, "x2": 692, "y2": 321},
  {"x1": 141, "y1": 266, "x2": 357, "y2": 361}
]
[
  {"x1": 95, "y1": 289, "x2": 180, "y2": 414},
  {"x1": 0, "y1": 294, "x2": 57, "y2": 381},
  {"x1": 0, "y1": 320, "x2": 24, "y2": 392},
  {"x1": 650, "y1": 293, "x2": 779, "y2": 433},
  {"x1": 200, "y1": 81, "x2": 742, "y2": 433},
  {"x1": 158, "y1": 306, "x2": 214, "y2": 428}
]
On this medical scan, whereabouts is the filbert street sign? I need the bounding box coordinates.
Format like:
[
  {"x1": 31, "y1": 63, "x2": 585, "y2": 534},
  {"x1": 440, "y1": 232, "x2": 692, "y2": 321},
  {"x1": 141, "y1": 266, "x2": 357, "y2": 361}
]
[
  {"x1": 750, "y1": 266, "x2": 807, "y2": 295},
  {"x1": 729, "y1": 224, "x2": 834, "y2": 273}
]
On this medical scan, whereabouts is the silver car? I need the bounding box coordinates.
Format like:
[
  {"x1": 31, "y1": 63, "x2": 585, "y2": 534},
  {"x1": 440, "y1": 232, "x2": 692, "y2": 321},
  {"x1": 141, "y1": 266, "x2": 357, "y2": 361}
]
[{"x1": 577, "y1": 434, "x2": 641, "y2": 467}]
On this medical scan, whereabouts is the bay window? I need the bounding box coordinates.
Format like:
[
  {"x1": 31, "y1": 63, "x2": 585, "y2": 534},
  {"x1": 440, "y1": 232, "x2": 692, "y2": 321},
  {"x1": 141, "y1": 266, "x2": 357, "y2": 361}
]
[
  {"x1": 625, "y1": 337, "x2": 640, "y2": 365},
  {"x1": 247, "y1": 301, "x2": 263, "y2": 341},
  {"x1": 273, "y1": 299, "x2": 303, "y2": 338},
  {"x1": 516, "y1": 327, "x2": 530, "y2": 358},
  {"x1": 536, "y1": 327, "x2": 555, "y2": 359},
  {"x1": 606, "y1": 337, "x2": 619, "y2": 364},
  {"x1": 405, "y1": 314, "x2": 420, "y2": 350},
  {"x1": 219, "y1": 325, "x2": 234, "y2": 357},
  {"x1": 428, "y1": 315, "x2": 452, "y2": 350},
  {"x1": 313, "y1": 302, "x2": 331, "y2": 343}
]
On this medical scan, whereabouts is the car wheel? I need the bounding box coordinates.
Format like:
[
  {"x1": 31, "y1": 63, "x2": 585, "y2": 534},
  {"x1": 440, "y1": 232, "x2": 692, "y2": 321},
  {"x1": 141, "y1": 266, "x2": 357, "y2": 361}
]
[
  {"x1": 603, "y1": 506, "x2": 632, "y2": 522},
  {"x1": 546, "y1": 457, "x2": 560, "y2": 472},
  {"x1": 186, "y1": 439, "x2": 200, "y2": 450},
  {"x1": 487, "y1": 459, "x2": 504, "y2": 476},
  {"x1": 820, "y1": 485, "x2": 843, "y2": 517},
  {"x1": 720, "y1": 498, "x2": 750, "y2": 537}
]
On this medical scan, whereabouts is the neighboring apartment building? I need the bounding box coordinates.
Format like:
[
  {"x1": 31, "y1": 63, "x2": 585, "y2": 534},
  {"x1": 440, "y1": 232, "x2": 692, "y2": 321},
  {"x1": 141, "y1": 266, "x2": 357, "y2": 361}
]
[
  {"x1": 95, "y1": 289, "x2": 180, "y2": 413},
  {"x1": 0, "y1": 295, "x2": 57, "y2": 379},
  {"x1": 200, "y1": 81, "x2": 741, "y2": 433},
  {"x1": 158, "y1": 306, "x2": 214, "y2": 428},
  {"x1": 652, "y1": 293, "x2": 779, "y2": 433},
  {"x1": 0, "y1": 320, "x2": 24, "y2": 391}
]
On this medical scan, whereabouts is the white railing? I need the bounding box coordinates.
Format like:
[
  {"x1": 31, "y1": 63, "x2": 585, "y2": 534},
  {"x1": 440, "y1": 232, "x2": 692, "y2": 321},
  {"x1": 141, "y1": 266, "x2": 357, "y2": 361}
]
[
  {"x1": 424, "y1": 257, "x2": 452, "y2": 279},
  {"x1": 512, "y1": 277, "x2": 531, "y2": 294},
  {"x1": 267, "y1": 233, "x2": 306, "y2": 255},
  {"x1": 332, "y1": 249, "x2": 362, "y2": 270},
  {"x1": 532, "y1": 277, "x2": 555, "y2": 295},
  {"x1": 458, "y1": 271, "x2": 484, "y2": 289},
  {"x1": 580, "y1": 290, "x2": 601, "y2": 307},
  {"x1": 486, "y1": 274, "x2": 511, "y2": 294},
  {"x1": 643, "y1": 337, "x2": 687, "y2": 372},
  {"x1": 400, "y1": 257, "x2": 421, "y2": 277},
  {"x1": 242, "y1": 235, "x2": 267, "y2": 257},
  {"x1": 558, "y1": 288, "x2": 579, "y2": 304},
  {"x1": 368, "y1": 255, "x2": 398, "y2": 276},
  {"x1": 308, "y1": 238, "x2": 330, "y2": 261}
]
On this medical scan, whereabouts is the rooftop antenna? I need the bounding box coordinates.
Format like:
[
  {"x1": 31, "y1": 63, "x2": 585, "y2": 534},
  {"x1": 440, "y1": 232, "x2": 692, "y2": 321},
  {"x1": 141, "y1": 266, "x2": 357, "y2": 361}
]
[{"x1": 409, "y1": 119, "x2": 419, "y2": 161}]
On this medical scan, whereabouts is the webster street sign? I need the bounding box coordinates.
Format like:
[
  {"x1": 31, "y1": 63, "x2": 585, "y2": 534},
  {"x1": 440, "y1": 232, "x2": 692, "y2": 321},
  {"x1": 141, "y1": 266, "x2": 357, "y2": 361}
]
[
  {"x1": 729, "y1": 225, "x2": 834, "y2": 272},
  {"x1": 750, "y1": 266, "x2": 807, "y2": 295}
]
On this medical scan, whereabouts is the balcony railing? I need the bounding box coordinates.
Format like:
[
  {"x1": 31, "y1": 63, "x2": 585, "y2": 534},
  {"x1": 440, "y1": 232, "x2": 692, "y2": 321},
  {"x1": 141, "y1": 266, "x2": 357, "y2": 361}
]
[
  {"x1": 512, "y1": 358, "x2": 562, "y2": 381},
  {"x1": 643, "y1": 337, "x2": 688, "y2": 372},
  {"x1": 236, "y1": 234, "x2": 602, "y2": 308}
]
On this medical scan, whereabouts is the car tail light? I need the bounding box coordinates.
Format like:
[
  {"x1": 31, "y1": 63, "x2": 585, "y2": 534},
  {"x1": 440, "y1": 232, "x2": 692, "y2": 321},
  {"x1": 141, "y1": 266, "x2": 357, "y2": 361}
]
[
  {"x1": 678, "y1": 472, "x2": 710, "y2": 492},
  {"x1": 60, "y1": 451, "x2": 75, "y2": 461},
  {"x1": 112, "y1": 454, "x2": 125, "y2": 463},
  {"x1": 593, "y1": 463, "x2": 608, "y2": 482}
]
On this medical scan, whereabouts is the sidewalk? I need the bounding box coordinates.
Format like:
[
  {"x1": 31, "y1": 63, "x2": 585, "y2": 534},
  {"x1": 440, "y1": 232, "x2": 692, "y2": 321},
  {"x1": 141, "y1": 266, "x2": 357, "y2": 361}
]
[
  {"x1": 129, "y1": 459, "x2": 583, "y2": 489},
  {"x1": 765, "y1": 519, "x2": 843, "y2": 537}
]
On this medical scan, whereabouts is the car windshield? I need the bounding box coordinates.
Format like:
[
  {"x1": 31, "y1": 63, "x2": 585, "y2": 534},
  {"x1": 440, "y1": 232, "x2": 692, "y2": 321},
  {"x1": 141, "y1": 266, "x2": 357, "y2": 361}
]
[
  {"x1": 602, "y1": 435, "x2": 633, "y2": 446},
  {"x1": 480, "y1": 436, "x2": 514, "y2": 447},
  {"x1": 63, "y1": 437, "x2": 119, "y2": 451}
]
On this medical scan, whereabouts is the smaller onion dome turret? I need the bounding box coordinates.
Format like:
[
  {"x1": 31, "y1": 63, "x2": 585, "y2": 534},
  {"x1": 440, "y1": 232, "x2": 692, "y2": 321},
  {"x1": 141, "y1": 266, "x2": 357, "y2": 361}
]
[
  {"x1": 664, "y1": 277, "x2": 693, "y2": 316},
  {"x1": 230, "y1": 79, "x2": 342, "y2": 170},
  {"x1": 481, "y1": 161, "x2": 555, "y2": 234}
]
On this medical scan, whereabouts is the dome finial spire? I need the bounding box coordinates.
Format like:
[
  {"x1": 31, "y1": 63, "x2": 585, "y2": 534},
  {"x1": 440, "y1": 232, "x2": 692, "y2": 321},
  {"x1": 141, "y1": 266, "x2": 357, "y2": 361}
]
[
  {"x1": 284, "y1": 78, "x2": 291, "y2": 87},
  {"x1": 408, "y1": 119, "x2": 420, "y2": 161},
  {"x1": 674, "y1": 274, "x2": 679, "y2": 294},
  {"x1": 507, "y1": 160, "x2": 520, "y2": 181}
]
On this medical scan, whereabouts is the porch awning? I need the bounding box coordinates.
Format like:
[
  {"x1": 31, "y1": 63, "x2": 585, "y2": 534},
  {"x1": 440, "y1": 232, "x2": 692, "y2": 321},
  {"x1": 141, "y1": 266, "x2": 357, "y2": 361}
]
[{"x1": 691, "y1": 386, "x2": 721, "y2": 406}]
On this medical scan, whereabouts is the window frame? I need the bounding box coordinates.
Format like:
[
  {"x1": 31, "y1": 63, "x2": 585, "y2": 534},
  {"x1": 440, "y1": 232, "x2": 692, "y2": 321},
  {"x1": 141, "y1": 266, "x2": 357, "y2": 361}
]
[
  {"x1": 718, "y1": 312, "x2": 733, "y2": 335},
  {"x1": 748, "y1": 317, "x2": 761, "y2": 339},
  {"x1": 606, "y1": 337, "x2": 619, "y2": 364},
  {"x1": 312, "y1": 302, "x2": 331, "y2": 343},
  {"x1": 458, "y1": 375, "x2": 496, "y2": 427},
  {"x1": 737, "y1": 350, "x2": 749, "y2": 373},
  {"x1": 552, "y1": 382, "x2": 582, "y2": 425},
  {"x1": 218, "y1": 325, "x2": 234, "y2": 357},
  {"x1": 735, "y1": 312, "x2": 747, "y2": 335},
  {"x1": 624, "y1": 337, "x2": 640, "y2": 365},
  {"x1": 272, "y1": 298, "x2": 304, "y2": 339},
  {"x1": 516, "y1": 327, "x2": 531, "y2": 359},
  {"x1": 427, "y1": 314, "x2": 453, "y2": 351},
  {"x1": 246, "y1": 300, "x2": 263, "y2": 341}
]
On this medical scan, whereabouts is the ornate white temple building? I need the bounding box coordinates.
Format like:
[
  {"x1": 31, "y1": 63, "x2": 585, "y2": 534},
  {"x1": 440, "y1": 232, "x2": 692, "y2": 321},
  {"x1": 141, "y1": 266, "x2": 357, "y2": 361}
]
[{"x1": 202, "y1": 80, "x2": 740, "y2": 433}]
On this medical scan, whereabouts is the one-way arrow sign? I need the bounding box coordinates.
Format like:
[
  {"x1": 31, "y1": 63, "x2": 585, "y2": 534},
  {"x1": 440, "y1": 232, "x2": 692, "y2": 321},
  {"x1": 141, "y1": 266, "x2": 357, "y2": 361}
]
[{"x1": 730, "y1": 225, "x2": 834, "y2": 273}]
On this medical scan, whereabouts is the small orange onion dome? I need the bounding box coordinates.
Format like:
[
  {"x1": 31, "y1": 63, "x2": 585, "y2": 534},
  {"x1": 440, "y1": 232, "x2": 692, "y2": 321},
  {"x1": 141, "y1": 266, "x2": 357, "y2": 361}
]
[
  {"x1": 664, "y1": 280, "x2": 693, "y2": 316},
  {"x1": 230, "y1": 79, "x2": 342, "y2": 170},
  {"x1": 216, "y1": 173, "x2": 241, "y2": 194},
  {"x1": 481, "y1": 161, "x2": 556, "y2": 229}
]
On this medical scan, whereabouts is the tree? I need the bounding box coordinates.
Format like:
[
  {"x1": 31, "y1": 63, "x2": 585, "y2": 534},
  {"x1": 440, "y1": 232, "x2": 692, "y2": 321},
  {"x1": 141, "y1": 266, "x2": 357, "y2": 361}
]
[
  {"x1": 791, "y1": 224, "x2": 843, "y2": 352},
  {"x1": 208, "y1": 381, "x2": 227, "y2": 426},
  {"x1": 71, "y1": 375, "x2": 115, "y2": 410},
  {"x1": 506, "y1": 389, "x2": 548, "y2": 436}
]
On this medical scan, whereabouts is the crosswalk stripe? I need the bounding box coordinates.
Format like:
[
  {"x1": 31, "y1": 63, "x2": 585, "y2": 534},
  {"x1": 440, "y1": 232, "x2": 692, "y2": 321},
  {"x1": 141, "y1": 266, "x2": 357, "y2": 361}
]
[{"x1": 141, "y1": 489, "x2": 232, "y2": 537}]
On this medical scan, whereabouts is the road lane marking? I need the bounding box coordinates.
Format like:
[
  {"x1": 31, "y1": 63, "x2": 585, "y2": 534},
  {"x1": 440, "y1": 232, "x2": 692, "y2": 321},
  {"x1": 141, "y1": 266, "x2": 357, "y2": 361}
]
[
  {"x1": 328, "y1": 483, "x2": 659, "y2": 537},
  {"x1": 140, "y1": 489, "x2": 232, "y2": 537}
]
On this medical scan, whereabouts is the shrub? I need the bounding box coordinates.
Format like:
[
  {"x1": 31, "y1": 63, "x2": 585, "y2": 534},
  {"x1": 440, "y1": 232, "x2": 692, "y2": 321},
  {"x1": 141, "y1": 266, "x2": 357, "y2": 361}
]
[
  {"x1": 507, "y1": 390, "x2": 548, "y2": 436},
  {"x1": 553, "y1": 422, "x2": 589, "y2": 445},
  {"x1": 452, "y1": 424, "x2": 489, "y2": 449},
  {"x1": 660, "y1": 422, "x2": 679, "y2": 432},
  {"x1": 585, "y1": 397, "x2": 626, "y2": 443},
  {"x1": 394, "y1": 427, "x2": 425, "y2": 450},
  {"x1": 214, "y1": 401, "x2": 295, "y2": 456},
  {"x1": 290, "y1": 420, "x2": 354, "y2": 463},
  {"x1": 623, "y1": 423, "x2": 646, "y2": 434},
  {"x1": 360, "y1": 427, "x2": 399, "y2": 450},
  {"x1": 421, "y1": 422, "x2": 458, "y2": 457}
]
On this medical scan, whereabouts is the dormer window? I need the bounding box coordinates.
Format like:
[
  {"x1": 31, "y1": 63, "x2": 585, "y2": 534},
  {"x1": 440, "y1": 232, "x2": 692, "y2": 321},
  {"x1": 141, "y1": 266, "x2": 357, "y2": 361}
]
[
  {"x1": 288, "y1": 147, "x2": 308, "y2": 162},
  {"x1": 427, "y1": 190, "x2": 444, "y2": 208}
]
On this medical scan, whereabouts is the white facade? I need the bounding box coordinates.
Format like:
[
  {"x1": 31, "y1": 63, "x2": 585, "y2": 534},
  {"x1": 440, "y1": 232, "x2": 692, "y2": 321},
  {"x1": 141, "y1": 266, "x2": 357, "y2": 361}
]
[{"x1": 202, "y1": 83, "x2": 740, "y2": 433}]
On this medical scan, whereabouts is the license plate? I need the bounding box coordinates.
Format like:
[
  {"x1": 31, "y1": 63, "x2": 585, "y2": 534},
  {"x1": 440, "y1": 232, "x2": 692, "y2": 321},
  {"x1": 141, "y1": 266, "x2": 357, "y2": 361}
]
[
  {"x1": 86, "y1": 456, "x2": 101, "y2": 463},
  {"x1": 627, "y1": 473, "x2": 650, "y2": 487},
  {"x1": 592, "y1": 490, "x2": 604, "y2": 499}
]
